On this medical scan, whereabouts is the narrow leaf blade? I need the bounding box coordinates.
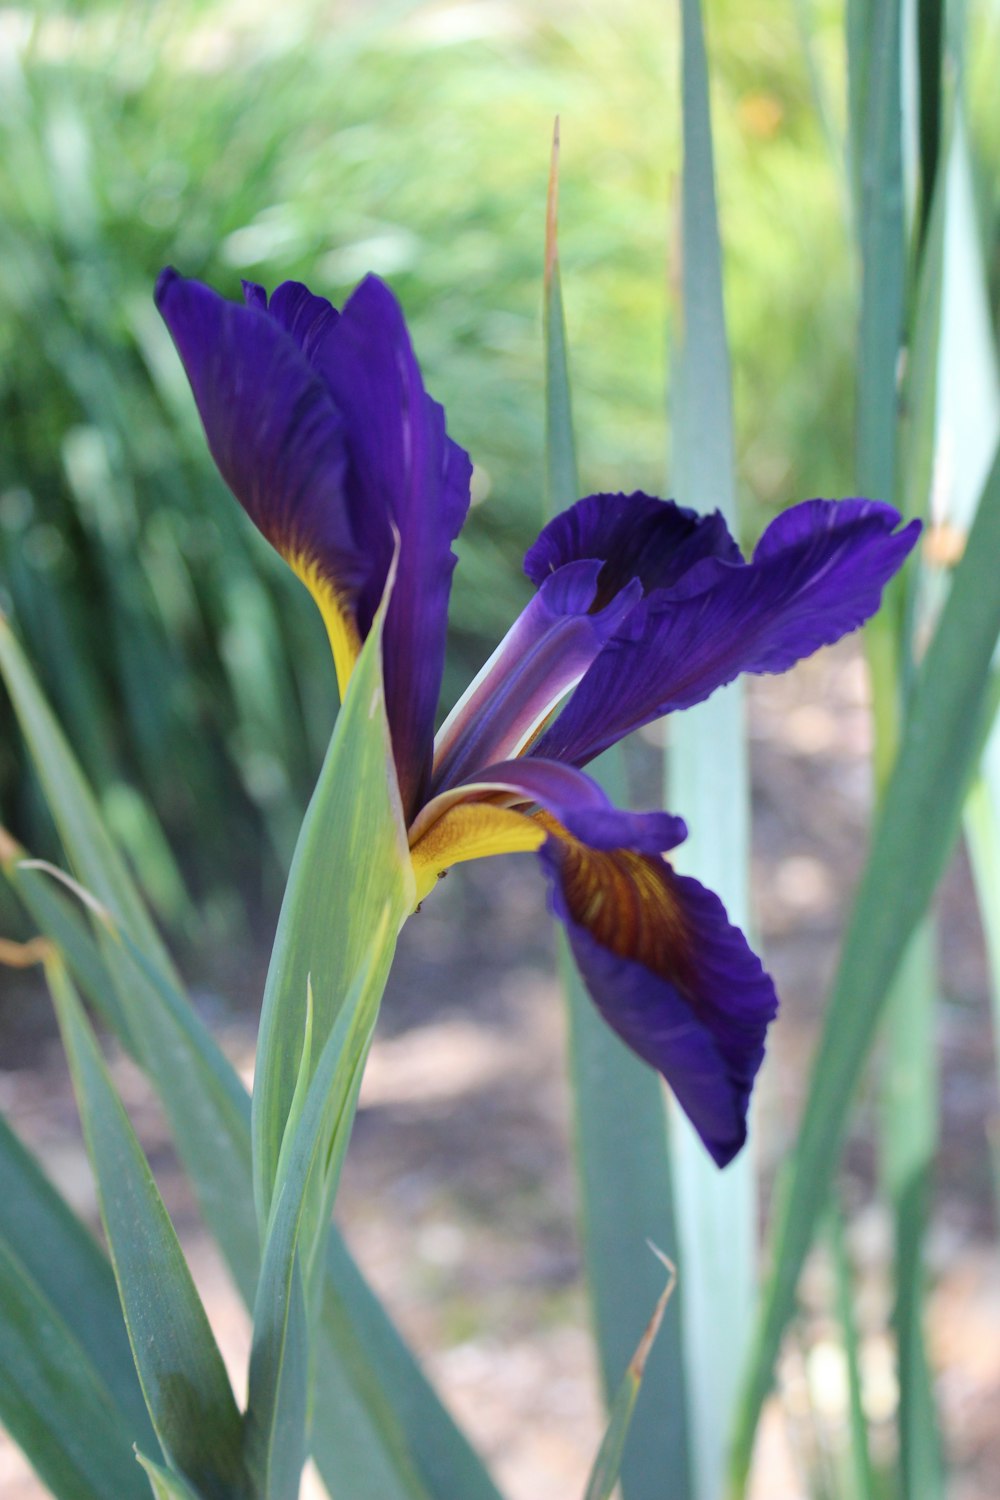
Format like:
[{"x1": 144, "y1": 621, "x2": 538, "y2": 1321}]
[
  {"x1": 543, "y1": 119, "x2": 688, "y2": 1499},
  {"x1": 671, "y1": 6, "x2": 754, "y2": 1500},
  {"x1": 245, "y1": 919, "x2": 390, "y2": 1500},
  {"x1": 0, "y1": 1109, "x2": 152, "y2": 1443},
  {"x1": 137, "y1": 1452, "x2": 206, "y2": 1500},
  {"x1": 0, "y1": 1235, "x2": 149, "y2": 1500},
  {"x1": 583, "y1": 1257, "x2": 677, "y2": 1500},
  {"x1": 47, "y1": 958, "x2": 248, "y2": 1500}
]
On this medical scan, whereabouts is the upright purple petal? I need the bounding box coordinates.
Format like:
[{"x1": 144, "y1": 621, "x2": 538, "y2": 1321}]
[
  {"x1": 538, "y1": 821, "x2": 778, "y2": 1167},
  {"x1": 535, "y1": 498, "x2": 920, "y2": 765},
  {"x1": 155, "y1": 269, "x2": 365, "y2": 646},
  {"x1": 292, "y1": 275, "x2": 472, "y2": 816},
  {"x1": 525, "y1": 491, "x2": 741, "y2": 604},
  {"x1": 431, "y1": 562, "x2": 641, "y2": 793},
  {"x1": 262, "y1": 280, "x2": 341, "y2": 360}
]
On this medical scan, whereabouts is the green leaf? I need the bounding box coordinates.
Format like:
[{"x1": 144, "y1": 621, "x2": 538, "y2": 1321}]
[
  {"x1": 845, "y1": 0, "x2": 871, "y2": 218},
  {"x1": 47, "y1": 957, "x2": 249, "y2": 1500},
  {"x1": 543, "y1": 118, "x2": 578, "y2": 514},
  {"x1": 729, "y1": 439, "x2": 1000, "y2": 1496},
  {"x1": 251, "y1": 570, "x2": 414, "y2": 1228},
  {"x1": 137, "y1": 1452, "x2": 207, "y2": 1500},
  {"x1": 0, "y1": 616, "x2": 179, "y2": 988},
  {"x1": 1, "y1": 627, "x2": 499, "y2": 1500},
  {"x1": 0, "y1": 1234, "x2": 149, "y2": 1500},
  {"x1": 916, "y1": 0, "x2": 944, "y2": 241},
  {"x1": 880, "y1": 927, "x2": 944, "y2": 1500},
  {"x1": 314, "y1": 1236, "x2": 505, "y2": 1500},
  {"x1": 583, "y1": 1254, "x2": 677, "y2": 1500},
  {"x1": 855, "y1": 0, "x2": 904, "y2": 510},
  {"x1": 543, "y1": 120, "x2": 688, "y2": 1500},
  {"x1": 0, "y1": 1109, "x2": 153, "y2": 1443},
  {"x1": 670, "y1": 7, "x2": 754, "y2": 1500},
  {"x1": 828, "y1": 1205, "x2": 876, "y2": 1500},
  {"x1": 1, "y1": 836, "x2": 131, "y2": 1035},
  {"x1": 245, "y1": 920, "x2": 390, "y2": 1500},
  {"x1": 965, "y1": 772, "x2": 1000, "y2": 1119}
]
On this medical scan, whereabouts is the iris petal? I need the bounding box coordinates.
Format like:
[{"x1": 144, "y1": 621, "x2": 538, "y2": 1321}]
[
  {"x1": 432, "y1": 562, "x2": 641, "y2": 792},
  {"x1": 155, "y1": 268, "x2": 363, "y2": 692},
  {"x1": 539, "y1": 824, "x2": 778, "y2": 1167},
  {"x1": 408, "y1": 751, "x2": 773, "y2": 1163},
  {"x1": 525, "y1": 491, "x2": 741, "y2": 604},
  {"x1": 294, "y1": 275, "x2": 473, "y2": 816},
  {"x1": 409, "y1": 803, "x2": 545, "y2": 904},
  {"x1": 535, "y1": 497, "x2": 920, "y2": 765},
  {"x1": 262, "y1": 279, "x2": 341, "y2": 359}
]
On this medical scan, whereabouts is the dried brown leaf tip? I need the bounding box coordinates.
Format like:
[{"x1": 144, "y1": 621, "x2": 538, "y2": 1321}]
[
  {"x1": 0, "y1": 935, "x2": 54, "y2": 969},
  {"x1": 629, "y1": 1246, "x2": 677, "y2": 1380}
]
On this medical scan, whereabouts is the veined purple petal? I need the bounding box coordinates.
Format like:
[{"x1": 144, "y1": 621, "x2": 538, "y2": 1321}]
[
  {"x1": 431, "y1": 562, "x2": 641, "y2": 793},
  {"x1": 262, "y1": 280, "x2": 341, "y2": 360},
  {"x1": 155, "y1": 268, "x2": 363, "y2": 608},
  {"x1": 288, "y1": 275, "x2": 472, "y2": 816},
  {"x1": 525, "y1": 491, "x2": 741, "y2": 605},
  {"x1": 538, "y1": 825, "x2": 778, "y2": 1167},
  {"x1": 535, "y1": 498, "x2": 921, "y2": 765}
]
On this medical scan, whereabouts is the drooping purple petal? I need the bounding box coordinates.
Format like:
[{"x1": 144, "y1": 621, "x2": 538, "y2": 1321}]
[
  {"x1": 535, "y1": 498, "x2": 921, "y2": 765},
  {"x1": 524, "y1": 491, "x2": 741, "y2": 605},
  {"x1": 289, "y1": 275, "x2": 472, "y2": 816},
  {"x1": 431, "y1": 562, "x2": 642, "y2": 793},
  {"x1": 538, "y1": 826, "x2": 778, "y2": 1167},
  {"x1": 155, "y1": 269, "x2": 364, "y2": 608}
]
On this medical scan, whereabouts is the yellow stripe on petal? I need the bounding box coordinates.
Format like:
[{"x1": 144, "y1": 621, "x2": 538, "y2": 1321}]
[
  {"x1": 409, "y1": 803, "x2": 546, "y2": 906},
  {"x1": 290, "y1": 555, "x2": 362, "y2": 699}
]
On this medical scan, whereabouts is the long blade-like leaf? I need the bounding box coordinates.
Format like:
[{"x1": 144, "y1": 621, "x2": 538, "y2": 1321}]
[
  {"x1": 880, "y1": 927, "x2": 944, "y2": 1500},
  {"x1": 137, "y1": 1453, "x2": 206, "y2": 1500},
  {"x1": 543, "y1": 120, "x2": 688, "y2": 1500},
  {"x1": 47, "y1": 956, "x2": 249, "y2": 1500},
  {"x1": 670, "y1": 6, "x2": 754, "y2": 1499},
  {"x1": 916, "y1": 0, "x2": 943, "y2": 240},
  {"x1": 729, "y1": 437, "x2": 1000, "y2": 1495},
  {"x1": 251, "y1": 569, "x2": 414, "y2": 1227},
  {"x1": 0, "y1": 1234, "x2": 149, "y2": 1500},
  {"x1": 583, "y1": 1255, "x2": 677, "y2": 1500},
  {"x1": 0, "y1": 618, "x2": 179, "y2": 990},
  {"x1": 245, "y1": 919, "x2": 389, "y2": 1500},
  {"x1": 0, "y1": 1109, "x2": 153, "y2": 1443},
  {"x1": 828, "y1": 1205, "x2": 876, "y2": 1500},
  {"x1": 856, "y1": 0, "x2": 904, "y2": 512}
]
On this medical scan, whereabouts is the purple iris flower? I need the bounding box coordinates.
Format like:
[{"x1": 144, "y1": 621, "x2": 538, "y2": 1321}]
[{"x1": 155, "y1": 268, "x2": 919, "y2": 1168}]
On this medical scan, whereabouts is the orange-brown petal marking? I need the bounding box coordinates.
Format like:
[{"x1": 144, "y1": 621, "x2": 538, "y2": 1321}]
[
  {"x1": 409, "y1": 802, "x2": 545, "y2": 906},
  {"x1": 537, "y1": 813, "x2": 778, "y2": 1168},
  {"x1": 543, "y1": 821, "x2": 699, "y2": 1004}
]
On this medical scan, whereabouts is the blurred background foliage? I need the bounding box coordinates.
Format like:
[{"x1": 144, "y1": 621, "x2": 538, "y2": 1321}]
[{"x1": 0, "y1": 0, "x2": 997, "y2": 941}]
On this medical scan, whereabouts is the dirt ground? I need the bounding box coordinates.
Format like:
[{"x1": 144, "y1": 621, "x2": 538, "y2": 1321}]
[{"x1": 1, "y1": 639, "x2": 998, "y2": 1499}]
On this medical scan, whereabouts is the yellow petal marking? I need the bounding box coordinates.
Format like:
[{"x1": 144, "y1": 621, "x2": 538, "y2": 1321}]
[
  {"x1": 409, "y1": 803, "x2": 546, "y2": 906},
  {"x1": 290, "y1": 554, "x2": 361, "y2": 699}
]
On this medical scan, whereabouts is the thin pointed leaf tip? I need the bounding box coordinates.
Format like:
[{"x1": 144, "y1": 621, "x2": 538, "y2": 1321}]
[{"x1": 158, "y1": 268, "x2": 920, "y2": 1167}]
